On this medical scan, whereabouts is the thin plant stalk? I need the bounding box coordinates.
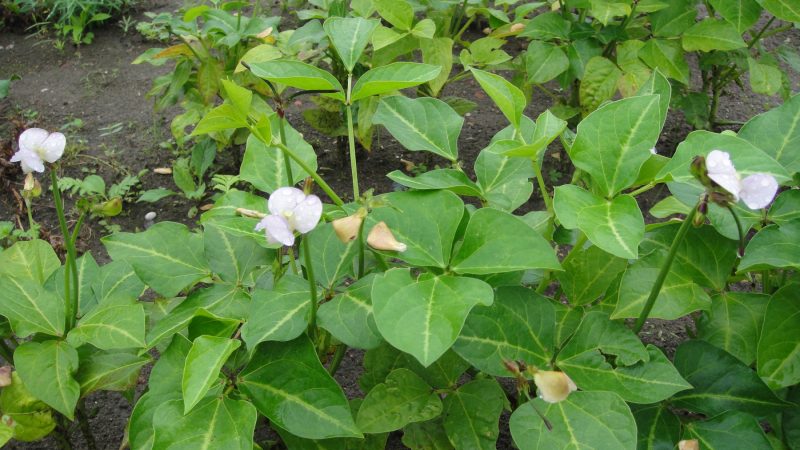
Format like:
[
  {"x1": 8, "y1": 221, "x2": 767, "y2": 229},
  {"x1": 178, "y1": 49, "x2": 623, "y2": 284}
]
[
  {"x1": 51, "y1": 169, "x2": 78, "y2": 330},
  {"x1": 346, "y1": 74, "x2": 359, "y2": 200},
  {"x1": 531, "y1": 160, "x2": 553, "y2": 214},
  {"x1": 328, "y1": 344, "x2": 347, "y2": 375},
  {"x1": 276, "y1": 116, "x2": 299, "y2": 275},
  {"x1": 633, "y1": 202, "x2": 699, "y2": 334},
  {"x1": 302, "y1": 237, "x2": 318, "y2": 333}
]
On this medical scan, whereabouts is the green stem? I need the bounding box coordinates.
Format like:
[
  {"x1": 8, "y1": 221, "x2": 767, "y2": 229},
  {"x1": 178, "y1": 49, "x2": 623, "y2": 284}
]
[
  {"x1": 76, "y1": 400, "x2": 97, "y2": 450},
  {"x1": 327, "y1": 344, "x2": 347, "y2": 375},
  {"x1": 261, "y1": 137, "x2": 344, "y2": 207},
  {"x1": 288, "y1": 247, "x2": 299, "y2": 275},
  {"x1": 762, "y1": 270, "x2": 771, "y2": 294},
  {"x1": 532, "y1": 160, "x2": 553, "y2": 214},
  {"x1": 633, "y1": 203, "x2": 699, "y2": 334},
  {"x1": 68, "y1": 211, "x2": 85, "y2": 323},
  {"x1": 302, "y1": 237, "x2": 318, "y2": 332},
  {"x1": 346, "y1": 74, "x2": 360, "y2": 201},
  {"x1": 357, "y1": 217, "x2": 365, "y2": 279},
  {"x1": 628, "y1": 182, "x2": 656, "y2": 197},
  {"x1": 454, "y1": 16, "x2": 475, "y2": 44},
  {"x1": 534, "y1": 84, "x2": 562, "y2": 103},
  {"x1": 277, "y1": 115, "x2": 295, "y2": 185},
  {"x1": 24, "y1": 199, "x2": 38, "y2": 239},
  {"x1": 51, "y1": 169, "x2": 76, "y2": 331},
  {"x1": 726, "y1": 204, "x2": 746, "y2": 258}
]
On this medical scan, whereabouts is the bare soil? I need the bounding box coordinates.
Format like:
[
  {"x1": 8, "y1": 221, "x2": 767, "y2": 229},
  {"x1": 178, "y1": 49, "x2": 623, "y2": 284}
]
[{"x1": 0, "y1": 3, "x2": 798, "y2": 449}]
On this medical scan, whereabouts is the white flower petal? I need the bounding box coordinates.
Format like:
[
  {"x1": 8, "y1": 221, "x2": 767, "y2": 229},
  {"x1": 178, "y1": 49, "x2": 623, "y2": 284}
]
[
  {"x1": 10, "y1": 148, "x2": 44, "y2": 173},
  {"x1": 256, "y1": 215, "x2": 295, "y2": 246},
  {"x1": 268, "y1": 187, "x2": 306, "y2": 215},
  {"x1": 290, "y1": 195, "x2": 322, "y2": 234},
  {"x1": 39, "y1": 132, "x2": 66, "y2": 163},
  {"x1": 740, "y1": 173, "x2": 778, "y2": 209},
  {"x1": 706, "y1": 150, "x2": 741, "y2": 199},
  {"x1": 18, "y1": 128, "x2": 49, "y2": 153}
]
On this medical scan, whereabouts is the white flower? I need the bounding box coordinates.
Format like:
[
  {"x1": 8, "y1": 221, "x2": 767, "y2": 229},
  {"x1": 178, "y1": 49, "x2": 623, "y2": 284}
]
[
  {"x1": 10, "y1": 128, "x2": 66, "y2": 173},
  {"x1": 254, "y1": 187, "x2": 322, "y2": 246},
  {"x1": 533, "y1": 370, "x2": 577, "y2": 403},
  {"x1": 706, "y1": 149, "x2": 778, "y2": 209},
  {"x1": 367, "y1": 221, "x2": 407, "y2": 252}
]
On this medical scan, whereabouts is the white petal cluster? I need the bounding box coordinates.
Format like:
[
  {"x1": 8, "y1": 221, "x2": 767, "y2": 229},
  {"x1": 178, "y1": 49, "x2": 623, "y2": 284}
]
[
  {"x1": 255, "y1": 187, "x2": 322, "y2": 246},
  {"x1": 706, "y1": 150, "x2": 779, "y2": 210},
  {"x1": 10, "y1": 128, "x2": 66, "y2": 173},
  {"x1": 533, "y1": 370, "x2": 578, "y2": 403}
]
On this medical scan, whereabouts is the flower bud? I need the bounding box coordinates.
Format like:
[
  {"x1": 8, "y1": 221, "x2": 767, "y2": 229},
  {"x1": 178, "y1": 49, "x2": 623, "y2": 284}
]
[
  {"x1": 93, "y1": 197, "x2": 123, "y2": 217},
  {"x1": 153, "y1": 167, "x2": 172, "y2": 175},
  {"x1": 367, "y1": 222, "x2": 407, "y2": 252},
  {"x1": 22, "y1": 173, "x2": 42, "y2": 199},
  {"x1": 0, "y1": 366, "x2": 11, "y2": 387},
  {"x1": 690, "y1": 156, "x2": 712, "y2": 188},
  {"x1": 678, "y1": 440, "x2": 699, "y2": 450},
  {"x1": 503, "y1": 359, "x2": 521, "y2": 375},
  {"x1": 509, "y1": 23, "x2": 524, "y2": 33},
  {"x1": 533, "y1": 370, "x2": 577, "y2": 403},
  {"x1": 332, "y1": 212, "x2": 364, "y2": 243}
]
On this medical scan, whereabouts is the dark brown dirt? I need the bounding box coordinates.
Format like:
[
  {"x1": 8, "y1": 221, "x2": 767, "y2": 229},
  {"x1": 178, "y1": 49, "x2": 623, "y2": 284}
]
[{"x1": 1, "y1": 3, "x2": 799, "y2": 449}]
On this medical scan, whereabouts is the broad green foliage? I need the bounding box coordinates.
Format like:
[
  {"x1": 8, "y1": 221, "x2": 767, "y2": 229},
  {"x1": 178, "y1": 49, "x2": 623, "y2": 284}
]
[{"x1": 6, "y1": 4, "x2": 800, "y2": 447}]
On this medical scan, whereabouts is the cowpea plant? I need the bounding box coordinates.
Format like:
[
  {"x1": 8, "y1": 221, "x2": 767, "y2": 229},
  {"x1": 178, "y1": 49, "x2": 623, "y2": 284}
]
[
  {"x1": 88, "y1": 27, "x2": 800, "y2": 447},
  {"x1": 5, "y1": 26, "x2": 800, "y2": 450}
]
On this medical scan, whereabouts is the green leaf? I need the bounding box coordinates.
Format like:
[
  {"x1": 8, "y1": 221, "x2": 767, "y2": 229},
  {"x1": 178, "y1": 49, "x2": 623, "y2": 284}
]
[
  {"x1": 0, "y1": 239, "x2": 60, "y2": 284},
  {"x1": 371, "y1": 269, "x2": 494, "y2": 367},
  {"x1": 578, "y1": 195, "x2": 645, "y2": 259},
  {"x1": 0, "y1": 372, "x2": 56, "y2": 442},
  {"x1": 501, "y1": 110, "x2": 567, "y2": 159},
  {"x1": 442, "y1": 378, "x2": 506, "y2": 449},
  {"x1": 368, "y1": 190, "x2": 464, "y2": 268},
  {"x1": 757, "y1": 283, "x2": 800, "y2": 389},
  {"x1": 697, "y1": 292, "x2": 769, "y2": 366},
  {"x1": 75, "y1": 350, "x2": 150, "y2": 395},
  {"x1": 248, "y1": 60, "x2": 344, "y2": 95},
  {"x1": 613, "y1": 264, "x2": 711, "y2": 321},
  {"x1": 152, "y1": 397, "x2": 257, "y2": 450},
  {"x1": 740, "y1": 222, "x2": 800, "y2": 272},
  {"x1": 756, "y1": 0, "x2": 800, "y2": 22},
  {"x1": 632, "y1": 403, "x2": 681, "y2": 450},
  {"x1": 351, "y1": 63, "x2": 440, "y2": 102},
  {"x1": 558, "y1": 312, "x2": 691, "y2": 403},
  {"x1": 204, "y1": 222, "x2": 270, "y2": 284},
  {"x1": 318, "y1": 275, "x2": 383, "y2": 350},
  {"x1": 738, "y1": 93, "x2": 800, "y2": 173},
  {"x1": 421, "y1": 38, "x2": 453, "y2": 97},
  {"x1": 182, "y1": 336, "x2": 241, "y2": 414},
  {"x1": 128, "y1": 335, "x2": 190, "y2": 449},
  {"x1": 639, "y1": 224, "x2": 738, "y2": 291},
  {"x1": 590, "y1": 0, "x2": 631, "y2": 25},
  {"x1": 0, "y1": 275, "x2": 64, "y2": 337},
  {"x1": 240, "y1": 122, "x2": 318, "y2": 194},
  {"x1": 510, "y1": 392, "x2": 637, "y2": 450},
  {"x1": 192, "y1": 104, "x2": 248, "y2": 136},
  {"x1": 470, "y1": 68, "x2": 526, "y2": 129},
  {"x1": 373, "y1": 96, "x2": 463, "y2": 161},
  {"x1": 639, "y1": 39, "x2": 690, "y2": 85},
  {"x1": 92, "y1": 260, "x2": 145, "y2": 306},
  {"x1": 526, "y1": 41, "x2": 569, "y2": 84},
  {"x1": 453, "y1": 287, "x2": 556, "y2": 376},
  {"x1": 650, "y1": 0, "x2": 696, "y2": 37},
  {"x1": 302, "y1": 223, "x2": 358, "y2": 290},
  {"x1": 450, "y1": 208, "x2": 560, "y2": 274},
  {"x1": 636, "y1": 69, "x2": 672, "y2": 130},
  {"x1": 556, "y1": 245, "x2": 627, "y2": 306},
  {"x1": 220, "y1": 79, "x2": 252, "y2": 118},
  {"x1": 474, "y1": 141, "x2": 535, "y2": 212},
  {"x1": 147, "y1": 284, "x2": 249, "y2": 348},
  {"x1": 553, "y1": 184, "x2": 601, "y2": 230},
  {"x1": 387, "y1": 170, "x2": 483, "y2": 197},
  {"x1": 67, "y1": 301, "x2": 146, "y2": 350},
  {"x1": 579, "y1": 56, "x2": 621, "y2": 114},
  {"x1": 683, "y1": 411, "x2": 772, "y2": 449},
  {"x1": 241, "y1": 276, "x2": 311, "y2": 350},
  {"x1": 682, "y1": 19, "x2": 747, "y2": 52},
  {"x1": 569, "y1": 95, "x2": 661, "y2": 197},
  {"x1": 14, "y1": 340, "x2": 80, "y2": 420},
  {"x1": 374, "y1": 0, "x2": 413, "y2": 30},
  {"x1": 324, "y1": 17, "x2": 380, "y2": 73},
  {"x1": 103, "y1": 222, "x2": 210, "y2": 297},
  {"x1": 403, "y1": 418, "x2": 454, "y2": 449},
  {"x1": 360, "y1": 343, "x2": 469, "y2": 392},
  {"x1": 239, "y1": 336, "x2": 361, "y2": 439},
  {"x1": 520, "y1": 11, "x2": 570, "y2": 40},
  {"x1": 672, "y1": 340, "x2": 790, "y2": 417},
  {"x1": 356, "y1": 369, "x2": 442, "y2": 433},
  {"x1": 709, "y1": 0, "x2": 761, "y2": 33}
]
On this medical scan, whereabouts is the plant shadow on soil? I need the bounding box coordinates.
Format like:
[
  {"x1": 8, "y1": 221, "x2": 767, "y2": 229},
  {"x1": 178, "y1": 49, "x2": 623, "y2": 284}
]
[{"x1": 0, "y1": 2, "x2": 798, "y2": 448}]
